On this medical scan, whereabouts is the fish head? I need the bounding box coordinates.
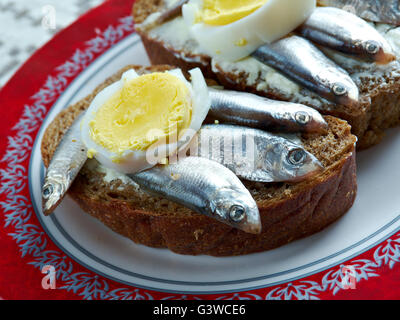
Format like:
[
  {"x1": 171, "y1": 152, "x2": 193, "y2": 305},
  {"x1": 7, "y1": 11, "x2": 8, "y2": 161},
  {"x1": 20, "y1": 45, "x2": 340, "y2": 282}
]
[
  {"x1": 330, "y1": 78, "x2": 360, "y2": 107},
  {"x1": 264, "y1": 142, "x2": 324, "y2": 182},
  {"x1": 363, "y1": 39, "x2": 396, "y2": 64},
  {"x1": 42, "y1": 176, "x2": 68, "y2": 216},
  {"x1": 209, "y1": 187, "x2": 261, "y2": 234},
  {"x1": 294, "y1": 109, "x2": 329, "y2": 134}
]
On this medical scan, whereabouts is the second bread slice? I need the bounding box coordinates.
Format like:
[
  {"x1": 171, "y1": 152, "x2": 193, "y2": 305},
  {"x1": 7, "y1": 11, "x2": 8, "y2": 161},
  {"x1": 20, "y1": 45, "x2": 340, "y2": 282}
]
[{"x1": 132, "y1": 0, "x2": 400, "y2": 150}]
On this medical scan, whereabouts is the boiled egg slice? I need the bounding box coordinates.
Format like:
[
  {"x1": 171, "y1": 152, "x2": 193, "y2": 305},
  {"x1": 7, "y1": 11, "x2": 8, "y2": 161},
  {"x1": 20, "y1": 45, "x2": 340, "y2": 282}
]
[
  {"x1": 182, "y1": 0, "x2": 316, "y2": 61},
  {"x1": 80, "y1": 68, "x2": 210, "y2": 174}
]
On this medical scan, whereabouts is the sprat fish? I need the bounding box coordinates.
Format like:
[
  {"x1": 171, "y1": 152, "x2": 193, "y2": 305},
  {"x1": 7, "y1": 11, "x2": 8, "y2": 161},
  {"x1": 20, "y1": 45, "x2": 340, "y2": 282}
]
[
  {"x1": 129, "y1": 156, "x2": 262, "y2": 234},
  {"x1": 298, "y1": 7, "x2": 396, "y2": 64},
  {"x1": 193, "y1": 124, "x2": 323, "y2": 183},
  {"x1": 252, "y1": 35, "x2": 360, "y2": 107}
]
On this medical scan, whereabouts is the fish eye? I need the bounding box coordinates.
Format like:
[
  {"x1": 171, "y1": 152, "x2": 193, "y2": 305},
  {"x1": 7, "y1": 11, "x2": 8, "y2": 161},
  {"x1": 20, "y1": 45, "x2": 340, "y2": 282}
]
[
  {"x1": 229, "y1": 205, "x2": 246, "y2": 222},
  {"x1": 43, "y1": 184, "x2": 53, "y2": 199},
  {"x1": 332, "y1": 83, "x2": 347, "y2": 96},
  {"x1": 365, "y1": 40, "x2": 380, "y2": 54},
  {"x1": 287, "y1": 148, "x2": 306, "y2": 166},
  {"x1": 295, "y1": 111, "x2": 311, "y2": 125}
]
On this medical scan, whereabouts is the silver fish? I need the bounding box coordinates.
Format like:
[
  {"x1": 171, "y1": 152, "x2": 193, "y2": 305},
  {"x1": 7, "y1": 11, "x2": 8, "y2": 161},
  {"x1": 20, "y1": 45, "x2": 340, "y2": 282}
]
[
  {"x1": 191, "y1": 124, "x2": 323, "y2": 183},
  {"x1": 251, "y1": 35, "x2": 359, "y2": 107},
  {"x1": 208, "y1": 88, "x2": 328, "y2": 133},
  {"x1": 129, "y1": 156, "x2": 261, "y2": 234},
  {"x1": 297, "y1": 7, "x2": 396, "y2": 64},
  {"x1": 318, "y1": 0, "x2": 400, "y2": 26},
  {"x1": 42, "y1": 114, "x2": 87, "y2": 216}
]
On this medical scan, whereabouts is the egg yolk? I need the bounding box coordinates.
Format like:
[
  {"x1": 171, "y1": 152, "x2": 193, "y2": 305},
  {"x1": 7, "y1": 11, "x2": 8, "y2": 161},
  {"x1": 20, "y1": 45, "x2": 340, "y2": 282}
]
[
  {"x1": 199, "y1": 0, "x2": 268, "y2": 26},
  {"x1": 89, "y1": 72, "x2": 192, "y2": 154}
]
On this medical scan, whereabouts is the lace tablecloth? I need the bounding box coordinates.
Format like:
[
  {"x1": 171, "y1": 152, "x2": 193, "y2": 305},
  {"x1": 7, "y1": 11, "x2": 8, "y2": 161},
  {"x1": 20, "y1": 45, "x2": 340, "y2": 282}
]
[{"x1": 0, "y1": 0, "x2": 103, "y2": 87}]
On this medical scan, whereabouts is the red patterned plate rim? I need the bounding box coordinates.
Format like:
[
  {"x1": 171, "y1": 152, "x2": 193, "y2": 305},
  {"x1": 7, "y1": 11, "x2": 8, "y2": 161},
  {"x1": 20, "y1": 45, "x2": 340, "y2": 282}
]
[{"x1": 1, "y1": 0, "x2": 400, "y2": 300}]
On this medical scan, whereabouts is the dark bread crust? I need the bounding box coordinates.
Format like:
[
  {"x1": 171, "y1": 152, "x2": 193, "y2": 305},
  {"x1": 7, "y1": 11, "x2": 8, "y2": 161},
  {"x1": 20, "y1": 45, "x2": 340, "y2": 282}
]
[
  {"x1": 132, "y1": 0, "x2": 400, "y2": 150},
  {"x1": 41, "y1": 65, "x2": 357, "y2": 256}
]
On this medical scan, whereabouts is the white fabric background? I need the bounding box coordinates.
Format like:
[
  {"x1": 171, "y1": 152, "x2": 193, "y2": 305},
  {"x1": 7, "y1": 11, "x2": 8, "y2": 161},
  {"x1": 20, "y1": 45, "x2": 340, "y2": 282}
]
[{"x1": 0, "y1": 0, "x2": 104, "y2": 87}]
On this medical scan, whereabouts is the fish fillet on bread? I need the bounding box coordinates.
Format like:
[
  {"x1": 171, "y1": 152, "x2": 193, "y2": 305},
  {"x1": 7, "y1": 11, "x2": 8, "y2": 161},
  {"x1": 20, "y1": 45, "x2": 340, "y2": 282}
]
[
  {"x1": 133, "y1": 0, "x2": 400, "y2": 150},
  {"x1": 41, "y1": 64, "x2": 357, "y2": 256}
]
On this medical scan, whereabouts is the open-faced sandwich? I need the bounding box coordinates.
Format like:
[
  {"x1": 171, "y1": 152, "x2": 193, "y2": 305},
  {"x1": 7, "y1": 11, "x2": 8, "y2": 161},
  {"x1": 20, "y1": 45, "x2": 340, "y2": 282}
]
[
  {"x1": 133, "y1": 0, "x2": 400, "y2": 149},
  {"x1": 41, "y1": 64, "x2": 357, "y2": 256}
]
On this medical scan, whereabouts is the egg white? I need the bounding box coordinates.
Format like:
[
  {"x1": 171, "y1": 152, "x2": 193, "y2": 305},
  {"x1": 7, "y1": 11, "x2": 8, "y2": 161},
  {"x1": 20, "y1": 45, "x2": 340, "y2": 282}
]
[
  {"x1": 182, "y1": 0, "x2": 316, "y2": 61},
  {"x1": 80, "y1": 68, "x2": 210, "y2": 174}
]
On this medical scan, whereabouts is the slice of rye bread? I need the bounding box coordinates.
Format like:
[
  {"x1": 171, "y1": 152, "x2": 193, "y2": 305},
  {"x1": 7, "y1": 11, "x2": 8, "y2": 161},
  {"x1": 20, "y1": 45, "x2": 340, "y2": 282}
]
[
  {"x1": 132, "y1": 0, "x2": 400, "y2": 150},
  {"x1": 41, "y1": 64, "x2": 357, "y2": 256}
]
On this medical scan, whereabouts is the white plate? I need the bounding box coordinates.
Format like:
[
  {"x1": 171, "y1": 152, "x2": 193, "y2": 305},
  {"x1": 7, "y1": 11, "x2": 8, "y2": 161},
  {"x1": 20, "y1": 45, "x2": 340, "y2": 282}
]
[{"x1": 29, "y1": 33, "x2": 400, "y2": 294}]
